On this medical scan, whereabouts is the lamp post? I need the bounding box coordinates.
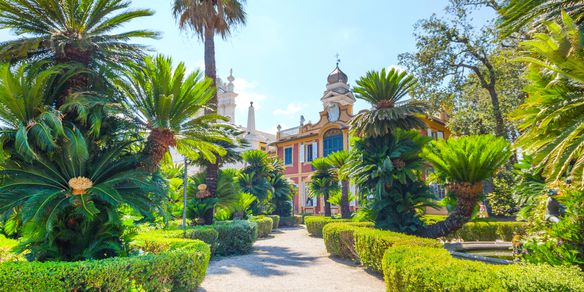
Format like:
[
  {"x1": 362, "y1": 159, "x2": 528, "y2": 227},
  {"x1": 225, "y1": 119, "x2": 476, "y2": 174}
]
[{"x1": 182, "y1": 156, "x2": 188, "y2": 231}]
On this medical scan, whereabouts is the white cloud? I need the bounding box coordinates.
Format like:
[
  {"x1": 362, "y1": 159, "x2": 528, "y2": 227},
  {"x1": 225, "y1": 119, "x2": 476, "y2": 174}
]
[{"x1": 272, "y1": 102, "x2": 304, "y2": 116}]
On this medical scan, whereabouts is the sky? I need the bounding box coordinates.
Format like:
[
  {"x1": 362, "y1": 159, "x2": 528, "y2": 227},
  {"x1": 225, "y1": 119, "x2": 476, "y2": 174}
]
[{"x1": 0, "y1": 0, "x2": 494, "y2": 134}]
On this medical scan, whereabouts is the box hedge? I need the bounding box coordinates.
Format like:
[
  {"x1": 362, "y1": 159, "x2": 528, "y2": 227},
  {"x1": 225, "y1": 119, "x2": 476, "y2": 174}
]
[
  {"x1": 0, "y1": 236, "x2": 211, "y2": 291},
  {"x1": 323, "y1": 223, "x2": 366, "y2": 261},
  {"x1": 251, "y1": 216, "x2": 274, "y2": 238},
  {"x1": 280, "y1": 215, "x2": 302, "y2": 227},
  {"x1": 305, "y1": 216, "x2": 352, "y2": 237},
  {"x1": 266, "y1": 215, "x2": 280, "y2": 229},
  {"x1": 383, "y1": 245, "x2": 584, "y2": 291},
  {"x1": 134, "y1": 226, "x2": 219, "y2": 254},
  {"x1": 446, "y1": 221, "x2": 527, "y2": 241},
  {"x1": 213, "y1": 220, "x2": 258, "y2": 256}
]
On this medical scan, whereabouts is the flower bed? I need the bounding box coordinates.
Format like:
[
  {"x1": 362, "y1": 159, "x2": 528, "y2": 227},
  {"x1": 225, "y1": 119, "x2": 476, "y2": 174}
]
[{"x1": 0, "y1": 236, "x2": 211, "y2": 291}]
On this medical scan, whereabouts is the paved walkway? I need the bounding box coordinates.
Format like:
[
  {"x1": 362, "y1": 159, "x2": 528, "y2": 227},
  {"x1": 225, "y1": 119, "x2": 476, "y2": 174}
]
[{"x1": 199, "y1": 226, "x2": 384, "y2": 292}]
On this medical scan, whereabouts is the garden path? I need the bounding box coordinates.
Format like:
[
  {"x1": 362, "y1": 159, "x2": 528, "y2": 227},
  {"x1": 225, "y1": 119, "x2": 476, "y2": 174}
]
[{"x1": 198, "y1": 226, "x2": 385, "y2": 292}]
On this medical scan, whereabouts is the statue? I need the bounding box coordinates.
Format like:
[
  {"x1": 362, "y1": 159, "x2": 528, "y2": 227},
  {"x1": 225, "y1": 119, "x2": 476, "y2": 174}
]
[
  {"x1": 545, "y1": 187, "x2": 566, "y2": 223},
  {"x1": 196, "y1": 184, "x2": 211, "y2": 199}
]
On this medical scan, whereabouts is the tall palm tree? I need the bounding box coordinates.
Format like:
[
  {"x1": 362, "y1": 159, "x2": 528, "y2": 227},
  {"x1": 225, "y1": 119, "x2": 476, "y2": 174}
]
[
  {"x1": 0, "y1": 0, "x2": 157, "y2": 100},
  {"x1": 499, "y1": 0, "x2": 584, "y2": 36},
  {"x1": 512, "y1": 13, "x2": 584, "y2": 186},
  {"x1": 326, "y1": 150, "x2": 351, "y2": 219},
  {"x1": 116, "y1": 55, "x2": 229, "y2": 172},
  {"x1": 172, "y1": 0, "x2": 247, "y2": 221},
  {"x1": 349, "y1": 68, "x2": 427, "y2": 138},
  {"x1": 417, "y1": 135, "x2": 511, "y2": 238},
  {"x1": 309, "y1": 157, "x2": 340, "y2": 217}
]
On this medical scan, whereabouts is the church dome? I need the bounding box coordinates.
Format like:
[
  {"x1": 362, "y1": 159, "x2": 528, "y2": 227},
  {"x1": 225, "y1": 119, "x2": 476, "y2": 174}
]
[{"x1": 327, "y1": 66, "x2": 348, "y2": 84}]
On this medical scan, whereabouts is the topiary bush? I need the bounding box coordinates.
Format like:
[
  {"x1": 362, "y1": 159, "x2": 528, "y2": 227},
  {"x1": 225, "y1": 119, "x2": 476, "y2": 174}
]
[
  {"x1": 353, "y1": 228, "x2": 442, "y2": 273},
  {"x1": 251, "y1": 216, "x2": 273, "y2": 238},
  {"x1": 266, "y1": 215, "x2": 280, "y2": 229},
  {"x1": 322, "y1": 223, "x2": 373, "y2": 261},
  {"x1": 135, "y1": 226, "x2": 219, "y2": 254},
  {"x1": 0, "y1": 237, "x2": 211, "y2": 291},
  {"x1": 305, "y1": 216, "x2": 352, "y2": 237},
  {"x1": 280, "y1": 215, "x2": 302, "y2": 227},
  {"x1": 383, "y1": 245, "x2": 584, "y2": 291},
  {"x1": 446, "y1": 222, "x2": 527, "y2": 241},
  {"x1": 213, "y1": 220, "x2": 258, "y2": 256}
]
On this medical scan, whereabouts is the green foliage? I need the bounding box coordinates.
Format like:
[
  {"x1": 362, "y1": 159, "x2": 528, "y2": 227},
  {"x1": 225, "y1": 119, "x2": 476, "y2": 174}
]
[
  {"x1": 446, "y1": 222, "x2": 527, "y2": 241},
  {"x1": 511, "y1": 13, "x2": 584, "y2": 185},
  {"x1": 213, "y1": 220, "x2": 257, "y2": 256},
  {"x1": 348, "y1": 130, "x2": 435, "y2": 233},
  {"x1": 266, "y1": 215, "x2": 280, "y2": 229},
  {"x1": 353, "y1": 228, "x2": 442, "y2": 273},
  {"x1": 0, "y1": 136, "x2": 164, "y2": 261},
  {"x1": 0, "y1": 238, "x2": 210, "y2": 292},
  {"x1": 349, "y1": 68, "x2": 427, "y2": 138},
  {"x1": 304, "y1": 216, "x2": 372, "y2": 237},
  {"x1": 322, "y1": 223, "x2": 374, "y2": 261},
  {"x1": 190, "y1": 168, "x2": 242, "y2": 221},
  {"x1": 134, "y1": 227, "x2": 219, "y2": 254},
  {"x1": 250, "y1": 216, "x2": 273, "y2": 238},
  {"x1": 383, "y1": 245, "x2": 584, "y2": 291},
  {"x1": 327, "y1": 192, "x2": 356, "y2": 206},
  {"x1": 421, "y1": 134, "x2": 511, "y2": 184},
  {"x1": 308, "y1": 157, "x2": 339, "y2": 216},
  {"x1": 499, "y1": 0, "x2": 584, "y2": 36},
  {"x1": 487, "y1": 170, "x2": 519, "y2": 216},
  {"x1": 172, "y1": 0, "x2": 247, "y2": 40},
  {"x1": 269, "y1": 172, "x2": 294, "y2": 217},
  {"x1": 279, "y1": 215, "x2": 302, "y2": 227},
  {"x1": 0, "y1": 234, "x2": 23, "y2": 262},
  {"x1": 0, "y1": 0, "x2": 158, "y2": 68},
  {"x1": 513, "y1": 156, "x2": 546, "y2": 219}
]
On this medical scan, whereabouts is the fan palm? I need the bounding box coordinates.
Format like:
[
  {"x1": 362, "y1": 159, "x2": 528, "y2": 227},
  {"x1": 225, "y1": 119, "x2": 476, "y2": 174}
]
[
  {"x1": 309, "y1": 157, "x2": 339, "y2": 217},
  {"x1": 0, "y1": 130, "x2": 162, "y2": 261},
  {"x1": 499, "y1": 0, "x2": 584, "y2": 36},
  {"x1": 349, "y1": 68, "x2": 427, "y2": 138},
  {"x1": 0, "y1": 63, "x2": 66, "y2": 161},
  {"x1": 172, "y1": 0, "x2": 247, "y2": 218},
  {"x1": 326, "y1": 150, "x2": 352, "y2": 218},
  {"x1": 116, "y1": 55, "x2": 229, "y2": 172},
  {"x1": 417, "y1": 135, "x2": 511, "y2": 238},
  {"x1": 511, "y1": 13, "x2": 584, "y2": 186}
]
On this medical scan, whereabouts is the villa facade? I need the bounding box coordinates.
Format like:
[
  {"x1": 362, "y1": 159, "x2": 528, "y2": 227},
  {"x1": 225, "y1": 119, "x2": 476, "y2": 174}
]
[{"x1": 272, "y1": 65, "x2": 451, "y2": 215}]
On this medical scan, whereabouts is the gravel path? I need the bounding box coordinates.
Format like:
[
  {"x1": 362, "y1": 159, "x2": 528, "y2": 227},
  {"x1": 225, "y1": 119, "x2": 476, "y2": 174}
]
[{"x1": 198, "y1": 226, "x2": 385, "y2": 292}]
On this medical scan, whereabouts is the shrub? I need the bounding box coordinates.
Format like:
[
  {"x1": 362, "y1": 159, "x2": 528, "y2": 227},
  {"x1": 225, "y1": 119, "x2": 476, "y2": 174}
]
[
  {"x1": 305, "y1": 216, "x2": 352, "y2": 237},
  {"x1": 280, "y1": 215, "x2": 302, "y2": 227},
  {"x1": 353, "y1": 228, "x2": 441, "y2": 273},
  {"x1": 446, "y1": 222, "x2": 527, "y2": 241},
  {"x1": 134, "y1": 227, "x2": 219, "y2": 254},
  {"x1": 0, "y1": 238, "x2": 211, "y2": 291},
  {"x1": 0, "y1": 235, "x2": 22, "y2": 263},
  {"x1": 322, "y1": 223, "x2": 373, "y2": 261},
  {"x1": 383, "y1": 245, "x2": 584, "y2": 291},
  {"x1": 213, "y1": 220, "x2": 257, "y2": 256},
  {"x1": 251, "y1": 216, "x2": 274, "y2": 238},
  {"x1": 266, "y1": 215, "x2": 280, "y2": 229}
]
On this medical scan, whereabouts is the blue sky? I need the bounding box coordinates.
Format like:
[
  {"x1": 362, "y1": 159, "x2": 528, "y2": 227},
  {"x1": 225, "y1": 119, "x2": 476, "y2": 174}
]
[{"x1": 0, "y1": 1, "x2": 493, "y2": 133}]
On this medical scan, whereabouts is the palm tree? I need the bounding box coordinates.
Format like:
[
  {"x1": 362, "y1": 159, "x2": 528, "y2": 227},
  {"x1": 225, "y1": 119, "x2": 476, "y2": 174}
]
[
  {"x1": 511, "y1": 13, "x2": 584, "y2": 186},
  {"x1": 417, "y1": 135, "x2": 511, "y2": 238},
  {"x1": 116, "y1": 55, "x2": 230, "y2": 172},
  {"x1": 349, "y1": 68, "x2": 427, "y2": 138},
  {"x1": 0, "y1": 131, "x2": 162, "y2": 261},
  {"x1": 172, "y1": 0, "x2": 247, "y2": 219},
  {"x1": 309, "y1": 157, "x2": 340, "y2": 217},
  {"x1": 0, "y1": 63, "x2": 65, "y2": 161},
  {"x1": 499, "y1": 0, "x2": 584, "y2": 36},
  {"x1": 0, "y1": 0, "x2": 157, "y2": 99},
  {"x1": 326, "y1": 150, "x2": 351, "y2": 219},
  {"x1": 239, "y1": 150, "x2": 273, "y2": 210}
]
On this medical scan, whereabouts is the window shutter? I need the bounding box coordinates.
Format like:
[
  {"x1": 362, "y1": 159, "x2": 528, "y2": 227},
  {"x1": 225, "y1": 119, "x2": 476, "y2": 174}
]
[
  {"x1": 300, "y1": 143, "x2": 305, "y2": 163},
  {"x1": 312, "y1": 142, "x2": 318, "y2": 158}
]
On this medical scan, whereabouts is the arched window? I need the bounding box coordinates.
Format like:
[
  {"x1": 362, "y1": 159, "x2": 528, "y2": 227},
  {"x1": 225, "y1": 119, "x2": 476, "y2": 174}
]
[{"x1": 323, "y1": 128, "x2": 343, "y2": 157}]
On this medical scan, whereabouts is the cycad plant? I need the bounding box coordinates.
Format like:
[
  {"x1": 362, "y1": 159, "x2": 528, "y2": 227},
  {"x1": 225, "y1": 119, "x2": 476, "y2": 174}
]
[
  {"x1": 326, "y1": 150, "x2": 352, "y2": 218},
  {"x1": 511, "y1": 13, "x2": 584, "y2": 186},
  {"x1": 0, "y1": 133, "x2": 162, "y2": 261},
  {"x1": 239, "y1": 150, "x2": 273, "y2": 208},
  {"x1": 417, "y1": 135, "x2": 511, "y2": 238},
  {"x1": 348, "y1": 130, "x2": 435, "y2": 232},
  {"x1": 308, "y1": 157, "x2": 339, "y2": 217},
  {"x1": 349, "y1": 68, "x2": 427, "y2": 138},
  {"x1": 498, "y1": 0, "x2": 584, "y2": 36},
  {"x1": 116, "y1": 55, "x2": 229, "y2": 172}
]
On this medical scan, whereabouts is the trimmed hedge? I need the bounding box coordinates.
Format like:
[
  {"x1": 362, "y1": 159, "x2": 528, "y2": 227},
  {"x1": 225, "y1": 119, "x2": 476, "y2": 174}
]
[
  {"x1": 134, "y1": 226, "x2": 219, "y2": 254},
  {"x1": 214, "y1": 220, "x2": 258, "y2": 256},
  {"x1": 305, "y1": 216, "x2": 352, "y2": 237},
  {"x1": 446, "y1": 221, "x2": 527, "y2": 241},
  {"x1": 323, "y1": 223, "x2": 368, "y2": 260},
  {"x1": 0, "y1": 236, "x2": 211, "y2": 291},
  {"x1": 280, "y1": 215, "x2": 302, "y2": 227},
  {"x1": 266, "y1": 215, "x2": 280, "y2": 229},
  {"x1": 251, "y1": 216, "x2": 274, "y2": 238},
  {"x1": 383, "y1": 245, "x2": 584, "y2": 291}
]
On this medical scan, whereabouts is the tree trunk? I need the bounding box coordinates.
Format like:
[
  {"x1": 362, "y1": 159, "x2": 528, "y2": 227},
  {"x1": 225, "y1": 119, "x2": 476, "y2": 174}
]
[
  {"x1": 416, "y1": 184, "x2": 481, "y2": 238},
  {"x1": 324, "y1": 193, "x2": 332, "y2": 217},
  {"x1": 141, "y1": 128, "x2": 176, "y2": 172},
  {"x1": 487, "y1": 86, "x2": 506, "y2": 138},
  {"x1": 340, "y1": 180, "x2": 351, "y2": 219},
  {"x1": 203, "y1": 31, "x2": 218, "y2": 225}
]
